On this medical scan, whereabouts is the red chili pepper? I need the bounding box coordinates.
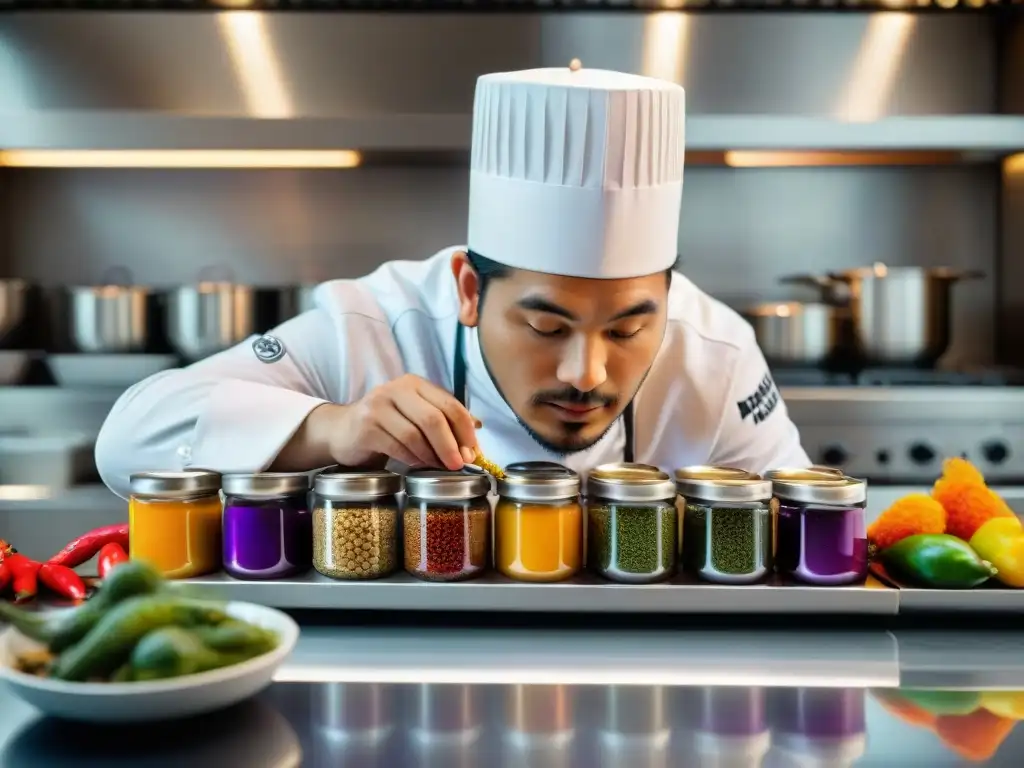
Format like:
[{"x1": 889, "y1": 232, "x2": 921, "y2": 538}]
[
  {"x1": 6, "y1": 554, "x2": 41, "y2": 603},
  {"x1": 97, "y1": 543, "x2": 129, "y2": 580},
  {"x1": 38, "y1": 563, "x2": 88, "y2": 602},
  {"x1": 48, "y1": 523, "x2": 130, "y2": 569},
  {"x1": 0, "y1": 560, "x2": 11, "y2": 595}
]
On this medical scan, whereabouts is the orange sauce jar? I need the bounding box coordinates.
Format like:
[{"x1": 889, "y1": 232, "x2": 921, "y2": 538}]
[
  {"x1": 129, "y1": 470, "x2": 223, "y2": 579},
  {"x1": 495, "y1": 466, "x2": 582, "y2": 583}
]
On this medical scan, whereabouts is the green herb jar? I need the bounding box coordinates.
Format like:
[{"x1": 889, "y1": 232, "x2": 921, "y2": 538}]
[
  {"x1": 586, "y1": 463, "x2": 678, "y2": 584},
  {"x1": 679, "y1": 471, "x2": 774, "y2": 585}
]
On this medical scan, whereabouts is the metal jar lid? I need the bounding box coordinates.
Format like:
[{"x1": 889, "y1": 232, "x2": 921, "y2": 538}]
[
  {"x1": 497, "y1": 465, "x2": 581, "y2": 502},
  {"x1": 130, "y1": 469, "x2": 221, "y2": 500},
  {"x1": 766, "y1": 466, "x2": 844, "y2": 482},
  {"x1": 675, "y1": 466, "x2": 773, "y2": 504},
  {"x1": 222, "y1": 472, "x2": 311, "y2": 498},
  {"x1": 314, "y1": 470, "x2": 403, "y2": 501},
  {"x1": 773, "y1": 476, "x2": 867, "y2": 505},
  {"x1": 405, "y1": 469, "x2": 490, "y2": 502},
  {"x1": 586, "y1": 463, "x2": 676, "y2": 503},
  {"x1": 676, "y1": 465, "x2": 761, "y2": 484}
]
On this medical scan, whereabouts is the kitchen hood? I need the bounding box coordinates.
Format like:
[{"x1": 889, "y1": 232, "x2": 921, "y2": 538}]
[{"x1": 0, "y1": 11, "x2": 1020, "y2": 158}]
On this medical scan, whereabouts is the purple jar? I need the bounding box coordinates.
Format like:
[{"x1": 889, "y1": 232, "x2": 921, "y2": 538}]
[
  {"x1": 221, "y1": 472, "x2": 312, "y2": 580},
  {"x1": 773, "y1": 476, "x2": 868, "y2": 586},
  {"x1": 769, "y1": 688, "x2": 866, "y2": 740}
]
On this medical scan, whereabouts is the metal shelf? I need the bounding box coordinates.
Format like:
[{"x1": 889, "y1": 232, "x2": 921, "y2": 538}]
[
  {"x1": 184, "y1": 570, "x2": 899, "y2": 614},
  {"x1": 2, "y1": 113, "x2": 1022, "y2": 155}
]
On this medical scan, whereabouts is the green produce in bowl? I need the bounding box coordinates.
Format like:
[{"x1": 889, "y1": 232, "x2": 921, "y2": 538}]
[
  {"x1": 51, "y1": 595, "x2": 230, "y2": 682},
  {"x1": 897, "y1": 689, "x2": 982, "y2": 716},
  {"x1": 880, "y1": 534, "x2": 996, "y2": 589},
  {"x1": 191, "y1": 620, "x2": 278, "y2": 655},
  {"x1": 0, "y1": 560, "x2": 165, "y2": 652},
  {"x1": 130, "y1": 626, "x2": 274, "y2": 681}
]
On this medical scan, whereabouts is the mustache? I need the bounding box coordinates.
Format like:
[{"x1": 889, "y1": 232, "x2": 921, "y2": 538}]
[{"x1": 532, "y1": 388, "x2": 618, "y2": 408}]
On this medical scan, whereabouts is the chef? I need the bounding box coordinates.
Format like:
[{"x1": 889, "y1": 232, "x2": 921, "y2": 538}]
[{"x1": 95, "y1": 64, "x2": 810, "y2": 498}]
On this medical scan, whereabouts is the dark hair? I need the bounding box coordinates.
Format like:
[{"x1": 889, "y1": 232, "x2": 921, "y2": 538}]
[{"x1": 466, "y1": 249, "x2": 676, "y2": 304}]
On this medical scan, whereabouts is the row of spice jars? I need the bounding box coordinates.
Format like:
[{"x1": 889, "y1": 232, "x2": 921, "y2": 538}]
[
  {"x1": 126, "y1": 461, "x2": 868, "y2": 588},
  {"x1": 677, "y1": 465, "x2": 869, "y2": 586},
  {"x1": 128, "y1": 469, "x2": 315, "y2": 581}
]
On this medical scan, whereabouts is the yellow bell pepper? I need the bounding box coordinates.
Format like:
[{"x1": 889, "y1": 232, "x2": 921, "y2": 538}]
[
  {"x1": 981, "y1": 691, "x2": 1024, "y2": 721},
  {"x1": 969, "y1": 517, "x2": 1024, "y2": 588}
]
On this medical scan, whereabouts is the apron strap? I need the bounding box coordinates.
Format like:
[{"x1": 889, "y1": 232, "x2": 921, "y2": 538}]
[{"x1": 453, "y1": 320, "x2": 635, "y2": 463}]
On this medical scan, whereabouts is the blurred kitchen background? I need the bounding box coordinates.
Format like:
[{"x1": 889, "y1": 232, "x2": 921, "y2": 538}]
[{"x1": 1, "y1": 4, "x2": 1024, "y2": 556}]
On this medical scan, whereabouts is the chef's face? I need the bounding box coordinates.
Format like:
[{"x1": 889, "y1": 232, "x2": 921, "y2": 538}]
[{"x1": 453, "y1": 252, "x2": 670, "y2": 454}]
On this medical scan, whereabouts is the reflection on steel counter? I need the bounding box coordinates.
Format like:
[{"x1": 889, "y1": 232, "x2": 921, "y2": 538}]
[{"x1": 5, "y1": 679, "x2": 1024, "y2": 765}]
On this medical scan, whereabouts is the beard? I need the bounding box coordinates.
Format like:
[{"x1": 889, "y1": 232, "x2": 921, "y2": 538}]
[{"x1": 477, "y1": 329, "x2": 641, "y2": 457}]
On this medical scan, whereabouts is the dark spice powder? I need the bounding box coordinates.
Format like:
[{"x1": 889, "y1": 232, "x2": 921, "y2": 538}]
[
  {"x1": 404, "y1": 506, "x2": 489, "y2": 582},
  {"x1": 588, "y1": 503, "x2": 677, "y2": 578}
]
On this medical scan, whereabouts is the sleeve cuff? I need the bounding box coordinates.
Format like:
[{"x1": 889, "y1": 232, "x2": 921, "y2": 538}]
[{"x1": 187, "y1": 380, "x2": 328, "y2": 473}]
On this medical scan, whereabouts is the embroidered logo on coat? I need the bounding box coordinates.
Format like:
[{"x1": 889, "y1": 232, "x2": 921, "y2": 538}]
[
  {"x1": 737, "y1": 373, "x2": 780, "y2": 426},
  {"x1": 252, "y1": 334, "x2": 285, "y2": 363}
]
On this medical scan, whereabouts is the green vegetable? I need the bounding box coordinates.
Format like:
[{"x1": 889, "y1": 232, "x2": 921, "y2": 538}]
[
  {"x1": 897, "y1": 689, "x2": 982, "y2": 716},
  {"x1": 880, "y1": 534, "x2": 996, "y2": 589},
  {"x1": 0, "y1": 560, "x2": 164, "y2": 652},
  {"x1": 51, "y1": 595, "x2": 229, "y2": 681},
  {"x1": 191, "y1": 620, "x2": 277, "y2": 655},
  {"x1": 588, "y1": 502, "x2": 677, "y2": 579},
  {"x1": 130, "y1": 627, "x2": 263, "y2": 681}
]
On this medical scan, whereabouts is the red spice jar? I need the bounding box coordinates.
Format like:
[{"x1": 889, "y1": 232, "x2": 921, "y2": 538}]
[{"x1": 404, "y1": 470, "x2": 491, "y2": 582}]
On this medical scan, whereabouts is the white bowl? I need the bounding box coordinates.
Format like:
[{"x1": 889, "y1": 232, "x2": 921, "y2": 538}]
[{"x1": 0, "y1": 601, "x2": 299, "y2": 723}]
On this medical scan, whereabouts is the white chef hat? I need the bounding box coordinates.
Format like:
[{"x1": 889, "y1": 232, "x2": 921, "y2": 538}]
[{"x1": 467, "y1": 63, "x2": 686, "y2": 280}]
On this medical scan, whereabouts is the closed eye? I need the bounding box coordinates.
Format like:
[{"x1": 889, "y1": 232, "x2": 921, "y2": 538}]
[
  {"x1": 530, "y1": 325, "x2": 568, "y2": 338},
  {"x1": 608, "y1": 327, "x2": 642, "y2": 340}
]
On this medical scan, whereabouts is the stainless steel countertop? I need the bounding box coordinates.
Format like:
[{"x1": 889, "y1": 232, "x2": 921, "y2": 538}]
[{"x1": 5, "y1": 626, "x2": 1024, "y2": 766}]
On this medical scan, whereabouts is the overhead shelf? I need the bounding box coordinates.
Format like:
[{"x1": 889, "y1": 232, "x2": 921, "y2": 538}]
[{"x1": 1, "y1": 112, "x2": 1022, "y2": 158}]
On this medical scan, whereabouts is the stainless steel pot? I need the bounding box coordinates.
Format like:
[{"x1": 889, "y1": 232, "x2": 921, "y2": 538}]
[
  {"x1": 0, "y1": 278, "x2": 28, "y2": 348},
  {"x1": 68, "y1": 268, "x2": 149, "y2": 353},
  {"x1": 743, "y1": 301, "x2": 849, "y2": 367},
  {"x1": 166, "y1": 268, "x2": 255, "y2": 361},
  {"x1": 781, "y1": 264, "x2": 983, "y2": 367}
]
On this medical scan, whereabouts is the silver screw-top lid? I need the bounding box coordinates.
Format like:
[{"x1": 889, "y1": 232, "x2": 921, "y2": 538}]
[
  {"x1": 676, "y1": 466, "x2": 773, "y2": 504},
  {"x1": 765, "y1": 466, "x2": 844, "y2": 482},
  {"x1": 586, "y1": 463, "x2": 676, "y2": 503},
  {"x1": 222, "y1": 472, "x2": 311, "y2": 498},
  {"x1": 676, "y1": 465, "x2": 761, "y2": 484},
  {"x1": 497, "y1": 464, "x2": 581, "y2": 502},
  {"x1": 129, "y1": 469, "x2": 221, "y2": 499},
  {"x1": 773, "y1": 476, "x2": 867, "y2": 506},
  {"x1": 405, "y1": 469, "x2": 490, "y2": 502},
  {"x1": 314, "y1": 470, "x2": 403, "y2": 501}
]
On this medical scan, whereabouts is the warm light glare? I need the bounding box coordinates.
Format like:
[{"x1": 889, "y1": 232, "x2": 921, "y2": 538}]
[
  {"x1": 641, "y1": 12, "x2": 690, "y2": 84},
  {"x1": 723, "y1": 151, "x2": 956, "y2": 168},
  {"x1": 0, "y1": 150, "x2": 363, "y2": 169},
  {"x1": 216, "y1": 11, "x2": 293, "y2": 118},
  {"x1": 834, "y1": 14, "x2": 917, "y2": 122},
  {"x1": 1006, "y1": 154, "x2": 1024, "y2": 174}
]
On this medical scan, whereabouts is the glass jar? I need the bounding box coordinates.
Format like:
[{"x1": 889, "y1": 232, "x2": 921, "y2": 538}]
[
  {"x1": 774, "y1": 476, "x2": 868, "y2": 586},
  {"x1": 404, "y1": 470, "x2": 491, "y2": 582},
  {"x1": 221, "y1": 472, "x2": 312, "y2": 580},
  {"x1": 679, "y1": 472, "x2": 773, "y2": 584},
  {"x1": 129, "y1": 470, "x2": 223, "y2": 579},
  {"x1": 764, "y1": 467, "x2": 843, "y2": 557},
  {"x1": 585, "y1": 463, "x2": 678, "y2": 584},
  {"x1": 496, "y1": 465, "x2": 582, "y2": 583},
  {"x1": 312, "y1": 470, "x2": 402, "y2": 581}
]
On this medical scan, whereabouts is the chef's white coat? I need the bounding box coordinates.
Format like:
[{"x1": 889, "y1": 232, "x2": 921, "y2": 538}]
[{"x1": 95, "y1": 247, "x2": 811, "y2": 499}]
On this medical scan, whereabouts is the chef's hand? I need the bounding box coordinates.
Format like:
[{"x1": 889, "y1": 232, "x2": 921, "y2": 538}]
[{"x1": 330, "y1": 374, "x2": 479, "y2": 471}]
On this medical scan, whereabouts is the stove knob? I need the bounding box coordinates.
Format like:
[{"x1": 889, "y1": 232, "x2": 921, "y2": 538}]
[
  {"x1": 982, "y1": 441, "x2": 1011, "y2": 465},
  {"x1": 821, "y1": 445, "x2": 848, "y2": 466},
  {"x1": 908, "y1": 443, "x2": 936, "y2": 465}
]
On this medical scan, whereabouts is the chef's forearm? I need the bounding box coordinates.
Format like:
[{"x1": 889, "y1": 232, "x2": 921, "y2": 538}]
[{"x1": 269, "y1": 403, "x2": 344, "y2": 471}]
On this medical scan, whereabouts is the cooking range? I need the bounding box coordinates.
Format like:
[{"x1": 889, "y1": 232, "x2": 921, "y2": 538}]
[{"x1": 778, "y1": 367, "x2": 1024, "y2": 488}]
